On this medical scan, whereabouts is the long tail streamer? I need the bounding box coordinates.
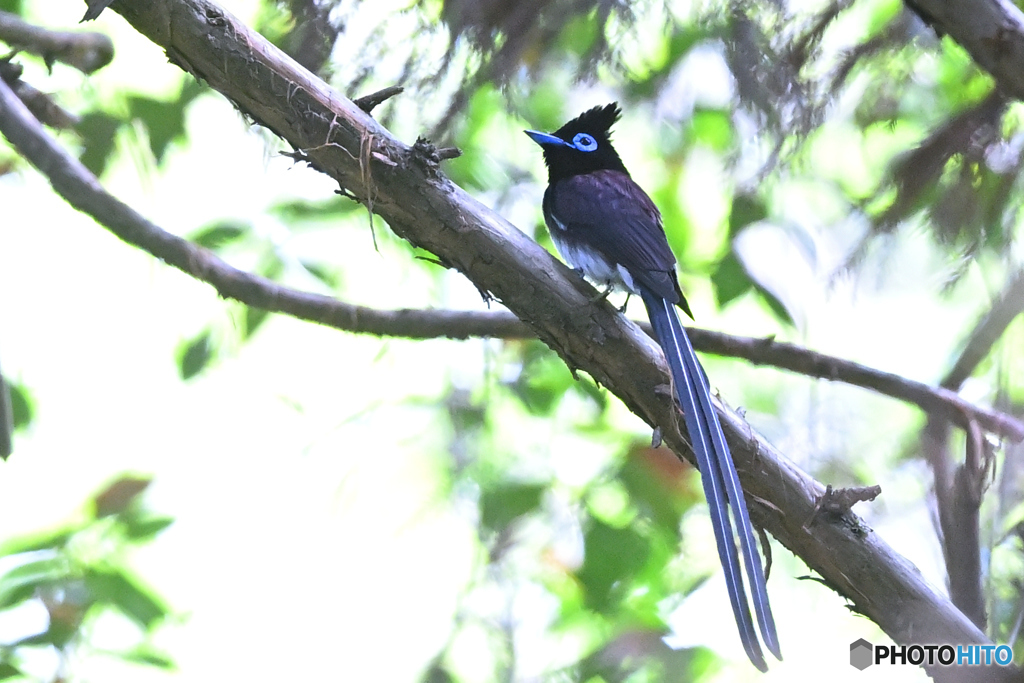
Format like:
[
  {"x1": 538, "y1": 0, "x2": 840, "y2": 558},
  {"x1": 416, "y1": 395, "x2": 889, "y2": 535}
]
[{"x1": 640, "y1": 288, "x2": 781, "y2": 671}]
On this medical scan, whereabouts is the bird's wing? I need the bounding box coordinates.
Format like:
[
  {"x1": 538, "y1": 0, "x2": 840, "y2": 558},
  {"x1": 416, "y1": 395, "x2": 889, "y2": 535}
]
[{"x1": 548, "y1": 169, "x2": 684, "y2": 305}]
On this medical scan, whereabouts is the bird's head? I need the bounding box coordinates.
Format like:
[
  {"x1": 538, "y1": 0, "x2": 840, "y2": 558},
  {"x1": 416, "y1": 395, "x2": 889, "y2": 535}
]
[{"x1": 525, "y1": 103, "x2": 629, "y2": 181}]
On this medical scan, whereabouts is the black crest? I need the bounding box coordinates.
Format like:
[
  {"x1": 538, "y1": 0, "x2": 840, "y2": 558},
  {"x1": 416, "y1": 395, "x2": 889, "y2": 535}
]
[
  {"x1": 553, "y1": 103, "x2": 622, "y2": 141},
  {"x1": 533, "y1": 102, "x2": 629, "y2": 181}
]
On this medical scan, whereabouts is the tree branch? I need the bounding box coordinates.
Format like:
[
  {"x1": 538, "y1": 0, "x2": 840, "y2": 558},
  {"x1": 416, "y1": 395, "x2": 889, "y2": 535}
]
[
  {"x1": 863, "y1": 6, "x2": 1024, "y2": 616},
  {"x1": 923, "y1": 267, "x2": 1024, "y2": 636},
  {"x1": 0, "y1": 11, "x2": 113, "y2": 74},
  {"x1": 0, "y1": 356, "x2": 12, "y2": 460},
  {"x1": 0, "y1": 58, "x2": 80, "y2": 129},
  {"x1": 1, "y1": 85, "x2": 1019, "y2": 446},
  {"x1": 700, "y1": 329, "x2": 1024, "y2": 443},
  {"x1": 1, "y1": 1, "x2": 1016, "y2": 677},
  {"x1": 905, "y1": 0, "x2": 1024, "y2": 102},
  {"x1": 942, "y1": 268, "x2": 1024, "y2": 391}
]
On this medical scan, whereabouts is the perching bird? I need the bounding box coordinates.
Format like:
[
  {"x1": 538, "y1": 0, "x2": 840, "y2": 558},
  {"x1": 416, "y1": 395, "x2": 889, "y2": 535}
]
[{"x1": 526, "y1": 104, "x2": 781, "y2": 671}]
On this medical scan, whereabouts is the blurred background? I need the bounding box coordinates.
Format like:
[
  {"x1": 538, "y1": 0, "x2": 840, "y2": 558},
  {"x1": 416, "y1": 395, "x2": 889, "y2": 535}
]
[{"x1": 0, "y1": 0, "x2": 1022, "y2": 680}]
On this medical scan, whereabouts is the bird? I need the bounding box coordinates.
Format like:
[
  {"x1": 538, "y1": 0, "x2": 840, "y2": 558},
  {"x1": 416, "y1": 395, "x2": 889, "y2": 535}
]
[{"x1": 525, "y1": 103, "x2": 781, "y2": 671}]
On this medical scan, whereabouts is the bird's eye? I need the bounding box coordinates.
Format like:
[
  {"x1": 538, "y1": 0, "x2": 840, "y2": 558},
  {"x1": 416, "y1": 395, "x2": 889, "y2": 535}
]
[{"x1": 572, "y1": 133, "x2": 598, "y2": 152}]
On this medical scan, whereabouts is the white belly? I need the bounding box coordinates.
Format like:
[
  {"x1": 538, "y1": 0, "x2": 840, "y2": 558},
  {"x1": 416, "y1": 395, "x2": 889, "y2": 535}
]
[{"x1": 551, "y1": 231, "x2": 638, "y2": 294}]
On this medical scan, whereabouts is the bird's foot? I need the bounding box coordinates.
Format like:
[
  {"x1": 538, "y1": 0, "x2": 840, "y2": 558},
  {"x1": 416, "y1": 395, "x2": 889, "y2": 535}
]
[{"x1": 588, "y1": 282, "x2": 614, "y2": 305}]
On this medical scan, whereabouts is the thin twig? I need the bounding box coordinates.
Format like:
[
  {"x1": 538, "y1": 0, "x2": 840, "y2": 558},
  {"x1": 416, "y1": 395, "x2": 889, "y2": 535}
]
[{"x1": 942, "y1": 268, "x2": 1024, "y2": 391}]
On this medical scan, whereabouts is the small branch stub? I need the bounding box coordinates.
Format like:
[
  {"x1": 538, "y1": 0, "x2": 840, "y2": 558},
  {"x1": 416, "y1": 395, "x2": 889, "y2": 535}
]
[
  {"x1": 805, "y1": 484, "x2": 882, "y2": 529},
  {"x1": 412, "y1": 136, "x2": 462, "y2": 174},
  {"x1": 353, "y1": 85, "x2": 403, "y2": 113}
]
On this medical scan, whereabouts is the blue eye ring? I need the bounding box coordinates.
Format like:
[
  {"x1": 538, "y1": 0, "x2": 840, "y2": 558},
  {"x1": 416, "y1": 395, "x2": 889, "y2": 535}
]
[{"x1": 573, "y1": 133, "x2": 598, "y2": 152}]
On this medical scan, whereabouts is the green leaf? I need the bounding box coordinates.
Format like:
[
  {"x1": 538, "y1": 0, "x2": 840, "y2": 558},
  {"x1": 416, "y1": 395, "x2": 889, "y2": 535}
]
[
  {"x1": 8, "y1": 381, "x2": 32, "y2": 430},
  {"x1": 509, "y1": 341, "x2": 574, "y2": 416},
  {"x1": 714, "y1": 215, "x2": 792, "y2": 328},
  {"x1": 688, "y1": 108, "x2": 734, "y2": 152},
  {"x1": 653, "y1": 168, "x2": 692, "y2": 253},
  {"x1": 130, "y1": 98, "x2": 182, "y2": 162},
  {"x1": 271, "y1": 196, "x2": 356, "y2": 222},
  {"x1": 0, "y1": 0, "x2": 23, "y2": 17},
  {"x1": 728, "y1": 195, "x2": 768, "y2": 237},
  {"x1": 559, "y1": 13, "x2": 599, "y2": 58},
  {"x1": 0, "y1": 579, "x2": 44, "y2": 611},
  {"x1": 710, "y1": 251, "x2": 753, "y2": 309},
  {"x1": 120, "y1": 514, "x2": 174, "y2": 542},
  {"x1": 569, "y1": 376, "x2": 608, "y2": 413},
  {"x1": 176, "y1": 78, "x2": 206, "y2": 108},
  {"x1": 299, "y1": 260, "x2": 340, "y2": 289},
  {"x1": 190, "y1": 221, "x2": 250, "y2": 249},
  {"x1": 753, "y1": 282, "x2": 795, "y2": 327},
  {"x1": 577, "y1": 520, "x2": 650, "y2": 611},
  {"x1": 258, "y1": 252, "x2": 285, "y2": 281},
  {"x1": 420, "y1": 661, "x2": 454, "y2": 683},
  {"x1": 0, "y1": 557, "x2": 68, "y2": 610},
  {"x1": 618, "y1": 452, "x2": 687, "y2": 539},
  {"x1": 126, "y1": 80, "x2": 202, "y2": 165},
  {"x1": 77, "y1": 112, "x2": 121, "y2": 177},
  {"x1": 253, "y1": 1, "x2": 294, "y2": 48},
  {"x1": 177, "y1": 331, "x2": 213, "y2": 380},
  {"x1": 243, "y1": 306, "x2": 269, "y2": 339},
  {"x1": 667, "y1": 24, "x2": 703, "y2": 64},
  {"x1": 84, "y1": 568, "x2": 167, "y2": 630},
  {"x1": 7, "y1": 630, "x2": 62, "y2": 648},
  {"x1": 0, "y1": 662, "x2": 23, "y2": 680},
  {"x1": 120, "y1": 644, "x2": 176, "y2": 669},
  {"x1": 480, "y1": 483, "x2": 546, "y2": 531},
  {"x1": 0, "y1": 527, "x2": 75, "y2": 556}
]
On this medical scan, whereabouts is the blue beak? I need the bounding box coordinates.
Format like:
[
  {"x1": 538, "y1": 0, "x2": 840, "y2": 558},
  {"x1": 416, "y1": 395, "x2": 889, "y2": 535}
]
[{"x1": 525, "y1": 130, "x2": 569, "y2": 147}]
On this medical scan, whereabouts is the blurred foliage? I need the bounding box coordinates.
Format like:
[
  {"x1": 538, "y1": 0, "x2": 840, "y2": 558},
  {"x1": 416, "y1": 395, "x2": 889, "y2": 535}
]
[
  {"x1": 243, "y1": 0, "x2": 1022, "y2": 276},
  {"x1": 0, "y1": 476, "x2": 173, "y2": 681},
  {"x1": 6, "y1": 382, "x2": 30, "y2": 433},
  {"x1": 255, "y1": 0, "x2": 339, "y2": 75},
  {"x1": 175, "y1": 194, "x2": 361, "y2": 380},
  {"x1": 420, "y1": 332, "x2": 728, "y2": 680},
  {"x1": 78, "y1": 78, "x2": 206, "y2": 178},
  {"x1": 3, "y1": 0, "x2": 1024, "y2": 680},
  {"x1": 0, "y1": 376, "x2": 32, "y2": 460},
  {"x1": 0, "y1": 374, "x2": 9, "y2": 460}
]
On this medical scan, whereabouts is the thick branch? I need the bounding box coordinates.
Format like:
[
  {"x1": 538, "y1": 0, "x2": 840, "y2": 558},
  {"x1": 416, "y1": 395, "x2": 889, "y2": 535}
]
[{"x1": 1, "y1": 1, "x2": 1014, "y2": 677}]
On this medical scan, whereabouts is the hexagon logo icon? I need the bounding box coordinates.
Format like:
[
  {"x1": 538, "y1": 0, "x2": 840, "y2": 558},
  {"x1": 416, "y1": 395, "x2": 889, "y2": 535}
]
[{"x1": 851, "y1": 638, "x2": 874, "y2": 670}]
